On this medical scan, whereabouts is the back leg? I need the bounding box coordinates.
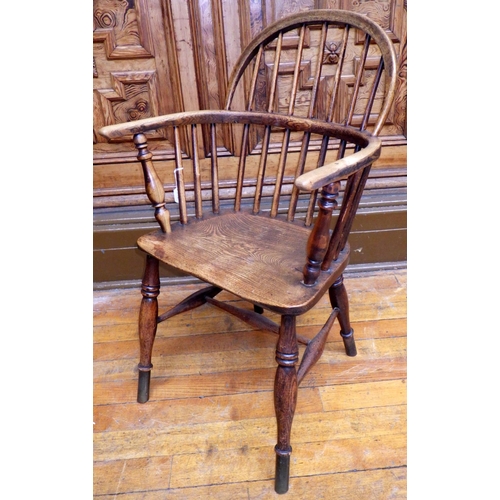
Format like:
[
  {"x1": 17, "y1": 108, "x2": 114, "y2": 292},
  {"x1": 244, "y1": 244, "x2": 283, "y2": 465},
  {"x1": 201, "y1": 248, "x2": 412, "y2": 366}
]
[
  {"x1": 329, "y1": 275, "x2": 357, "y2": 356},
  {"x1": 137, "y1": 254, "x2": 160, "y2": 403}
]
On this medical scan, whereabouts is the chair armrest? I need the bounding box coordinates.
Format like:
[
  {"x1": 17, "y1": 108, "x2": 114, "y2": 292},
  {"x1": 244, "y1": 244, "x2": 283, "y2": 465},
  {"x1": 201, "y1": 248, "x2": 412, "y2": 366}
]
[
  {"x1": 294, "y1": 134, "x2": 381, "y2": 192},
  {"x1": 99, "y1": 110, "x2": 380, "y2": 145},
  {"x1": 99, "y1": 111, "x2": 203, "y2": 139}
]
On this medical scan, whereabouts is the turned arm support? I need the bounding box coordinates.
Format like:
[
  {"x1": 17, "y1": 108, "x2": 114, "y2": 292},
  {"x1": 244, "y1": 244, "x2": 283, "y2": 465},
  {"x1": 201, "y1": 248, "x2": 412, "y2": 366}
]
[
  {"x1": 298, "y1": 132, "x2": 380, "y2": 286},
  {"x1": 294, "y1": 134, "x2": 381, "y2": 192},
  {"x1": 133, "y1": 133, "x2": 171, "y2": 233}
]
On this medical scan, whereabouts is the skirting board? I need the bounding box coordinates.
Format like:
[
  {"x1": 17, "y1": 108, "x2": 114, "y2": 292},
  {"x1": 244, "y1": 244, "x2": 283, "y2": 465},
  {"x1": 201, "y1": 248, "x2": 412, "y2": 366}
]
[{"x1": 93, "y1": 260, "x2": 407, "y2": 291}]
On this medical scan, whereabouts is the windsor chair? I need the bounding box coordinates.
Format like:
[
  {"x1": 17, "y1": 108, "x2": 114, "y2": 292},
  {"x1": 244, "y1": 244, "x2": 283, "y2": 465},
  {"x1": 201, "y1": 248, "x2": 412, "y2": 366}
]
[{"x1": 99, "y1": 9, "x2": 397, "y2": 495}]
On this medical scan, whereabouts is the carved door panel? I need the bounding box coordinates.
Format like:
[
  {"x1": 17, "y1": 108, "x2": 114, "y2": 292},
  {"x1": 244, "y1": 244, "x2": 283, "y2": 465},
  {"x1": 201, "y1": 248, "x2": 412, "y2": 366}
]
[
  {"x1": 93, "y1": 0, "x2": 407, "y2": 284},
  {"x1": 94, "y1": 0, "x2": 406, "y2": 207},
  {"x1": 229, "y1": 0, "x2": 406, "y2": 152},
  {"x1": 93, "y1": 0, "x2": 184, "y2": 164}
]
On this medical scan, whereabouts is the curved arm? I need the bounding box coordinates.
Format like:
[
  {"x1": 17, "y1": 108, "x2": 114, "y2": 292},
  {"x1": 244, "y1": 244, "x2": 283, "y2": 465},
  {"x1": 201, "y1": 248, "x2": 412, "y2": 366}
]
[
  {"x1": 294, "y1": 135, "x2": 381, "y2": 192},
  {"x1": 98, "y1": 111, "x2": 208, "y2": 139},
  {"x1": 99, "y1": 110, "x2": 379, "y2": 195},
  {"x1": 99, "y1": 110, "x2": 373, "y2": 145}
]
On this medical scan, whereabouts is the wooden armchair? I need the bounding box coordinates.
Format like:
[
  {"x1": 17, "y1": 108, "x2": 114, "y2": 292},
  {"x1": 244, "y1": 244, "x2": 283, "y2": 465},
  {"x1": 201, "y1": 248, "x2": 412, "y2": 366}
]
[{"x1": 99, "y1": 9, "x2": 397, "y2": 495}]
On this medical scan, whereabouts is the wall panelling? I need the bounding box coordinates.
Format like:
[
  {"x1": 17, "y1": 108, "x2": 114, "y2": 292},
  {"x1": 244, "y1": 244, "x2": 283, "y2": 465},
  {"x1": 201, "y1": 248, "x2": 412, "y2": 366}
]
[{"x1": 93, "y1": 0, "x2": 407, "y2": 286}]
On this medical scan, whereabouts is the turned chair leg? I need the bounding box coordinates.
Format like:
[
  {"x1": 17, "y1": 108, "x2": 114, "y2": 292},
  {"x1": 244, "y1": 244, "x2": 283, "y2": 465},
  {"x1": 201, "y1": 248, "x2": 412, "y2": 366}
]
[
  {"x1": 329, "y1": 275, "x2": 357, "y2": 357},
  {"x1": 274, "y1": 315, "x2": 299, "y2": 494},
  {"x1": 137, "y1": 255, "x2": 160, "y2": 403}
]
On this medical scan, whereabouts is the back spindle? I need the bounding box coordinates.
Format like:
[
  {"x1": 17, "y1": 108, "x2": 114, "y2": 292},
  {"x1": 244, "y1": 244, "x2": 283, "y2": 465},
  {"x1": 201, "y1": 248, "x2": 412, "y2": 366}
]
[
  {"x1": 271, "y1": 24, "x2": 306, "y2": 218},
  {"x1": 253, "y1": 32, "x2": 283, "y2": 214},
  {"x1": 290, "y1": 23, "x2": 329, "y2": 223},
  {"x1": 298, "y1": 22, "x2": 349, "y2": 226},
  {"x1": 210, "y1": 123, "x2": 220, "y2": 214},
  {"x1": 173, "y1": 126, "x2": 188, "y2": 224},
  {"x1": 234, "y1": 46, "x2": 263, "y2": 211},
  {"x1": 191, "y1": 123, "x2": 203, "y2": 219}
]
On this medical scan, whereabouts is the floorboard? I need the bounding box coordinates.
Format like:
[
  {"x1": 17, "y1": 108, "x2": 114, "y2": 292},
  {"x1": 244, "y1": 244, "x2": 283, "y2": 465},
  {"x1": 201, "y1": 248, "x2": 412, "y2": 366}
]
[{"x1": 94, "y1": 269, "x2": 407, "y2": 498}]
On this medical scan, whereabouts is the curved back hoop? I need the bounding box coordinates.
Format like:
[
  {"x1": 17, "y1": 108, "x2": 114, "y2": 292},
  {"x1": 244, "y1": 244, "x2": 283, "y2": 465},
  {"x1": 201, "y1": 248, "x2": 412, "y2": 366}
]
[{"x1": 225, "y1": 9, "x2": 397, "y2": 137}]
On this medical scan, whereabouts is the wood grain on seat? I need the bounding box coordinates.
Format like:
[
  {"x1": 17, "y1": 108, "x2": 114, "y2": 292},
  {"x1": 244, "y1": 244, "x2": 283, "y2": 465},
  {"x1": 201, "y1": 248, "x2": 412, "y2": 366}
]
[{"x1": 138, "y1": 211, "x2": 349, "y2": 314}]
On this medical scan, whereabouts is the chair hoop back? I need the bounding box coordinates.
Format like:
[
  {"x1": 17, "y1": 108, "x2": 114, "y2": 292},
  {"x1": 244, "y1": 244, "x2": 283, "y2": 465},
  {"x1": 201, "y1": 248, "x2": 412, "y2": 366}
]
[{"x1": 225, "y1": 9, "x2": 397, "y2": 137}]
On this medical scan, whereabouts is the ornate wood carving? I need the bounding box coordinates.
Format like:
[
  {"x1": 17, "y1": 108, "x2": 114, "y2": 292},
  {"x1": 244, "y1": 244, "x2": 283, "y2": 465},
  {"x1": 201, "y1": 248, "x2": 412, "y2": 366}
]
[
  {"x1": 93, "y1": 0, "x2": 406, "y2": 209},
  {"x1": 93, "y1": 0, "x2": 155, "y2": 58},
  {"x1": 96, "y1": 71, "x2": 165, "y2": 140},
  {"x1": 393, "y1": 0, "x2": 407, "y2": 136},
  {"x1": 93, "y1": 0, "x2": 185, "y2": 164}
]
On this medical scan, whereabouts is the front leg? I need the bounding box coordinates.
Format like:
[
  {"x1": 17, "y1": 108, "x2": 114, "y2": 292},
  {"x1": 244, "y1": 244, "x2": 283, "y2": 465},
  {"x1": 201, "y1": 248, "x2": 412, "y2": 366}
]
[
  {"x1": 274, "y1": 315, "x2": 299, "y2": 494},
  {"x1": 137, "y1": 255, "x2": 160, "y2": 403}
]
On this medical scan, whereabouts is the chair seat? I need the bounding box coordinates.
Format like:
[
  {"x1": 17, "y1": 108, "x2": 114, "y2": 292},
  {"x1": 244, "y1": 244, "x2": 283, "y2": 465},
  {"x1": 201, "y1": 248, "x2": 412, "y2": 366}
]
[{"x1": 138, "y1": 211, "x2": 350, "y2": 315}]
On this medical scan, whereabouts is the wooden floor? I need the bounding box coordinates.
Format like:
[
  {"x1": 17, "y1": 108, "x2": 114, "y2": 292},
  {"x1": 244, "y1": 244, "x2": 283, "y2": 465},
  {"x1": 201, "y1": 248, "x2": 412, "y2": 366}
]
[{"x1": 94, "y1": 268, "x2": 407, "y2": 499}]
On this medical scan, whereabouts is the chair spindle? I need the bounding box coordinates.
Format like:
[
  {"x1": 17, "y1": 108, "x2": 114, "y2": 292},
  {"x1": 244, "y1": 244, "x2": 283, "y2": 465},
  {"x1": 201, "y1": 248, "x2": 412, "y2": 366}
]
[
  {"x1": 361, "y1": 58, "x2": 385, "y2": 132},
  {"x1": 328, "y1": 165, "x2": 372, "y2": 265},
  {"x1": 303, "y1": 23, "x2": 350, "y2": 224},
  {"x1": 191, "y1": 124, "x2": 203, "y2": 219},
  {"x1": 271, "y1": 24, "x2": 306, "y2": 218},
  {"x1": 253, "y1": 33, "x2": 283, "y2": 214},
  {"x1": 173, "y1": 126, "x2": 188, "y2": 224},
  {"x1": 290, "y1": 23, "x2": 329, "y2": 223},
  {"x1": 301, "y1": 28, "x2": 374, "y2": 271},
  {"x1": 323, "y1": 44, "x2": 386, "y2": 268},
  {"x1": 234, "y1": 46, "x2": 263, "y2": 211},
  {"x1": 210, "y1": 123, "x2": 220, "y2": 214}
]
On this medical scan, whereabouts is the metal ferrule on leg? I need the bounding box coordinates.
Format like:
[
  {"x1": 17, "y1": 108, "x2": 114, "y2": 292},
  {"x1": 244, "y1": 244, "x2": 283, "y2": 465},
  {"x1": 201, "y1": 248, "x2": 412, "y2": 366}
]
[
  {"x1": 137, "y1": 364, "x2": 153, "y2": 403},
  {"x1": 275, "y1": 446, "x2": 292, "y2": 494},
  {"x1": 340, "y1": 328, "x2": 356, "y2": 357}
]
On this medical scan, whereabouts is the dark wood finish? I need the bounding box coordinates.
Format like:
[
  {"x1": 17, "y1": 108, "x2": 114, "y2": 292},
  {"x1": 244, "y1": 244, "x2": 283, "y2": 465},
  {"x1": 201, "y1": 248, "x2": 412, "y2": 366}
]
[
  {"x1": 274, "y1": 315, "x2": 299, "y2": 494},
  {"x1": 97, "y1": 10, "x2": 397, "y2": 495},
  {"x1": 330, "y1": 274, "x2": 356, "y2": 356},
  {"x1": 137, "y1": 255, "x2": 160, "y2": 403},
  {"x1": 157, "y1": 285, "x2": 221, "y2": 323},
  {"x1": 206, "y1": 296, "x2": 313, "y2": 346},
  {"x1": 224, "y1": 10, "x2": 397, "y2": 154},
  {"x1": 303, "y1": 181, "x2": 340, "y2": 285}
]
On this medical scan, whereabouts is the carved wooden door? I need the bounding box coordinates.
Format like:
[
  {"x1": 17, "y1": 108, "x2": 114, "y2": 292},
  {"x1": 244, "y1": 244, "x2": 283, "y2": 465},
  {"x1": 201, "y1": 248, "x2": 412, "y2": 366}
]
[{"x1": 93, "y1": 0, "x2": 407, "y2": 284}]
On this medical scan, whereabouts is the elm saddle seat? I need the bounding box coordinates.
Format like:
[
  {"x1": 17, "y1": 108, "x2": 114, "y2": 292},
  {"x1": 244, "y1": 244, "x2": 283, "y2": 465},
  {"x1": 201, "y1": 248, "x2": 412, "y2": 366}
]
[
  {"x1": 139, "y1": 210, "x2": 350, "y2": 314},
  {"x1": 98, "y1": 9, "x2": 397, "y2": 495}
]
